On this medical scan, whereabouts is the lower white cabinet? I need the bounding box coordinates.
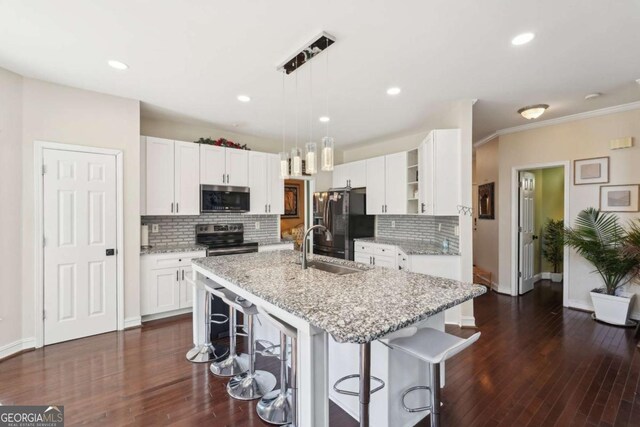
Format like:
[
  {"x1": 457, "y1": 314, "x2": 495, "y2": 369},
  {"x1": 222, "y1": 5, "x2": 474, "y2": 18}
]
[
  {"x1": 141, "y1": 251, "x2": 206, "y2": 317},
  {"x1": 354, "y1": 242, "x2": 398, "y2": 269}
]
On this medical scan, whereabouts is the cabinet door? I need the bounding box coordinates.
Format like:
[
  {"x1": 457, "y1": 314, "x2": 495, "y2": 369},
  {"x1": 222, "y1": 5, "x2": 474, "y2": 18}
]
[
  {"x1": 200, "y1": 145, "x2": 226, "y2": 185},
  {"x1": 373, "y1": 255, "x2": 397, "y2": 269},
  {"x1": 347, "y1": 160, "x2": 367, "y2": 188},
  {"x1": 145, "y1": 137, "x2": 175, "y2": 215},
  {"x1": 179, "y1": 266, "x2": 194, "y2": 308},
  {"x1": 267, "y1": 153, "x2": 284, "y2": 214},
  {"x1": 142, "y1": 267, "x2": 180, "y2": 315},
  {"x1": 226, "y1": 148, "x2": 249, "y2": 187},
  {"x1": 366, "y1": 156, "x2": 386, "y2": 215},
  {"x1": 419, "y1": 135, "x2": 435, "y2": 215},
  {"x1": 332, "y1": 164, "x2": 347, "y2": 188},
  {"x1": 248, "y1": 151, "x2": 269, "y2": 214},
  {"x1": 174, "y1": 140, "x2": 200, "y2": 215},
  {"x1": 433, "y1": 130, "x2": 460, "y2": 215},
  {"x1": 354, "y1": 252, "x2": 372, "y2": 265},
  {"x1": 384, "y1": 152, "x2": 407, "y2": 215}
]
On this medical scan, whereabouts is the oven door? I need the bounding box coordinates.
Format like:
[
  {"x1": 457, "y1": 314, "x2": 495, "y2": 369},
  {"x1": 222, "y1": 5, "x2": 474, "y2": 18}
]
[{"x1": 201, "y1": 185, "x2": 250, "y2": 213}]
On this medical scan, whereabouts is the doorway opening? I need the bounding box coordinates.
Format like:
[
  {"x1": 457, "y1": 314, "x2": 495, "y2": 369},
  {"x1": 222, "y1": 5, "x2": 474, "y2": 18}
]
[
  {"x1": 516, "y1": 164, "x2": 567, "y2": 300},
  {"x1": 280, "y1": 179, "x2": 306, "y2": 250}
]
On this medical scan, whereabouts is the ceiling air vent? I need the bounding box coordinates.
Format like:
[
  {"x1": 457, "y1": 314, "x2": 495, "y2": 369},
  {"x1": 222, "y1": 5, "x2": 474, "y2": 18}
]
[{"x1": 277, "y1": 32, "x2": 335, "y2": 74}]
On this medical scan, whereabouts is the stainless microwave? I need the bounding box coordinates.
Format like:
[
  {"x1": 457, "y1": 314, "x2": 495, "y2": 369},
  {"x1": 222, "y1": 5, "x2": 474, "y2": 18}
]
[{"x1": 200, "y1": 185, "x2": 250, "y2": 213}]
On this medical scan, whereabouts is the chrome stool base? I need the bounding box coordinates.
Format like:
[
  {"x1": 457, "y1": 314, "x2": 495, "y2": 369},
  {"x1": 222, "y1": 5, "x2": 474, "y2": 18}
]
[
  {"x1": 402, "y1": 385, "x2": 432, "y2": 413},
  {"x1": 210, "y1": 353, "x2": 249, "y2": 377},
  {"x1": 256, "y1": 389, "x2": 293, "y2": 425},
  {"x1": 227, "y1": 370, "x2": 277, "y2": 401},
  {"x1": 185, "y1": 342, "x2": 229, "y2": 363}
]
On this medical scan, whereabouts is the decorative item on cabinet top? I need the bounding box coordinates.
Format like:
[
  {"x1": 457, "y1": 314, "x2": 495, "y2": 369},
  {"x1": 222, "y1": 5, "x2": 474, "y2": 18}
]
[{"x1": 196, "y1": 137, "x2": 250, "y2": 150}]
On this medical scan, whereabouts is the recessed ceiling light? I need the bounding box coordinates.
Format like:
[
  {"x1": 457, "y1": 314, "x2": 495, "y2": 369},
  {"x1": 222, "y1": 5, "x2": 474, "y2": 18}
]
[
  {"x1": 386, "y1": 87, "x2": 401, "y2": 96},
  {"x1": 237, "y1": 95, "x2": 251, "y2": 103},
  {"x1": 511, "y1": 32, "x2": 535, "y2": 46},
  {"x1": 107, "y1": 60, "x2": 128, "y2": 70},
  {"x1": 517, "y1": 104, "x2": 549, "y2": 120},
  {"x1": 585, "y1": 93, "x2": 601, "y2": 100},
  {"x1": 319, "y1": 116, "x2": 330, "y2": 123}
]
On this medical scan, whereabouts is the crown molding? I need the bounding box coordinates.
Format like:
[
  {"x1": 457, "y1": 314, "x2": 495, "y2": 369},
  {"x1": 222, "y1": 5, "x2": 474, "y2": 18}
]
[{"x1": 473, "y1": 100, "x2": 640, "y2": 148}]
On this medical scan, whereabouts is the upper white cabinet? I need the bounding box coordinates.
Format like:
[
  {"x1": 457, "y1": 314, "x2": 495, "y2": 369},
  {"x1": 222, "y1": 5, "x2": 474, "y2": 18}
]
[
  {"x1": 418, "y1": 129, "x2": 461, "y2": 216},
  {"x1": 332, "y1": 160, "x2": 366, "y2": 188},
  {"x1": 200, "y1": 145, "x2": 249, "y2": 187},
  {"x1": 366, "y1": 152, "x2": 407, "y2": 215},
  {"x1": 143, "y1": 136, "x2": 199, "y2": 216},
  {"x1": 248, "y1": 152, "x2": 284, "y2": 214}
]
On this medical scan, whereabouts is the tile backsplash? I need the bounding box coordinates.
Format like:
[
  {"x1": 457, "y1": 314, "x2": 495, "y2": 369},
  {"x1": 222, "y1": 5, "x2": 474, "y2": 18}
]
[
  {"x1": 142, "y1": 214, "x2": 279, "y2": 247},
  {"x1": 376, "y1": 215, "x2": 459, "y2": 253}
]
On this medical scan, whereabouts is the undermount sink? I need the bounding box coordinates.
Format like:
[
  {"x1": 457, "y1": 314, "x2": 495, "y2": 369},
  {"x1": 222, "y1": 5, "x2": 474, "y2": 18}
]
[{"x1": 306, "y1": 260, "x2": 365, "y2": 275}]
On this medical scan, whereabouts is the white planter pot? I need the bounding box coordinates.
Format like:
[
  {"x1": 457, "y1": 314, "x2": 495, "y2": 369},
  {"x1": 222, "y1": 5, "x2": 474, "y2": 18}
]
[
  {"x1": 550, "y1": 273, "x2": 563, "y2": 283},
  {"x1": 589, "y1": 289, "x2": 635, "y2": 326}
]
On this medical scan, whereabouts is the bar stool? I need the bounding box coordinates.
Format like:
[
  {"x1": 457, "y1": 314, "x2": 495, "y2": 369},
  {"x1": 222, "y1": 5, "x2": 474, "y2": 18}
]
[
  {"x1": 214, "y1": 288, "x2": 277, "y2": 400},
  {"x1": 185, "y1": 277, "x2": 229, "y2": 363},
  {"x1": 255, "y1": 306, "x2": 298, "y2": 426},
  {"x1": 388, "y1": 328, "x2": 480, "y2": 427},
  {"x1": 209, "y1": 286, "x2": 250, "y2": 377},
  {"x1": 332, "y1": 327, "x2": 418, "y2": 427}
]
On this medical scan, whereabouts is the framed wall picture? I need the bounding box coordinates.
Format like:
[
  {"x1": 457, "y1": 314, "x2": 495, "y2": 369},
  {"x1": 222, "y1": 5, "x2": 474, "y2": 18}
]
[
  {"x1": 599, "y1": 184, "x2": 640, "y2": 212},
  {"x1": 478, "y1": 182, "x2": 495, "y2": 219},
  {"x1": 283, "y1": 184, "x2": 300, "y2": 218},
  {"x1": 574, "y1": 156, "x2": 609, "y2": 185}
]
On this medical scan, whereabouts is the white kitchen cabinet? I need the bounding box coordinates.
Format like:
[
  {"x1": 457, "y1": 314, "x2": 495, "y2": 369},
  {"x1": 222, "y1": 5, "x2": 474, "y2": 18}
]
[
  {"x1": 407, "y1": 255, "x2": 461, "y2": 280},
  {"x1": 354, "y1": 242, "x2": 398, "y2": 269},
  {"x1": 247, "y1": 152, "x2": 283, "y2": 214},
  {"x1": 365, "y1": 153, "x2": 407, "y2": 215},
  {"x1": 332, "y1": 160, "x2": 366, "y2": 188},
  {"x1": 418, "y1": 129, "x2": 461, "y2": 216},
  {"x1": 143, "y1": 136, "x2": 200, "y2": 216},
  {"x1": 200, "y1": 145, "x2": 248, "y2": 187},
  {"x1": 141, "y1": 251, "x2": 205, "y2": 318}
]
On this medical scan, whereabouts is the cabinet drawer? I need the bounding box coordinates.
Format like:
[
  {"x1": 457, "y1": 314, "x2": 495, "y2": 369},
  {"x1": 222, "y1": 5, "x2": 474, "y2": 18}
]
[
  {"x1": 373, "y1": 254, "x2": 396, "y2": 269},
  {"x1": 355, "y1": 242, "x2": 376, "y2": 254},
  {"x1": 143, "y1": 251, "x2": 206, "y2": 269},
  {"x1": 374, "y1": 244, "x2": 395, "y2": 256}
]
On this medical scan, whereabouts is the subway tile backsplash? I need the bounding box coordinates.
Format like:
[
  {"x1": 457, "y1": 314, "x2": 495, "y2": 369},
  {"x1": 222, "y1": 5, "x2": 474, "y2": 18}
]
[
  {"x1": 142, "y1": 214, "x2": 279, "y2": 247},
  {"x1": 376, "y1": 215, "x2": 459, "y2": 253}
]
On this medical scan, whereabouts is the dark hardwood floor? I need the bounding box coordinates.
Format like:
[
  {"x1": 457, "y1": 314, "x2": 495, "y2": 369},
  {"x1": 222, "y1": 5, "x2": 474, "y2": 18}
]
[{"x1": 1, "y1": 280, "x2": 639, "y2": 426}]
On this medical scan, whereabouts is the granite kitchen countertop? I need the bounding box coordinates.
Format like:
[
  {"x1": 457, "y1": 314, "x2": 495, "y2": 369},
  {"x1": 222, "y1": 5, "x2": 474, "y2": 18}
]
[
  {"x1": 256, "y1": 239, "x2": 295, "y2": 247},
  {"x1": 141, "y1": 244, "x2": 207, "y2": 255},
  {"x1": 355, "y1": 237, "x2": 460, "y2": 256},
  {"x1": 192, "y1": 250, "x2": 485, "y2": 344}
]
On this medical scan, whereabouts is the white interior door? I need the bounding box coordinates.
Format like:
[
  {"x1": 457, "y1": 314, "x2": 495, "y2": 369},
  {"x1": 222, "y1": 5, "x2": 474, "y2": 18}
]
[
  {"x1": 43, "y1": 148, "x2": 118, "y2": 345},
  {"x1": 519, "y1": 172, "x2": 535, "y2": 294}
]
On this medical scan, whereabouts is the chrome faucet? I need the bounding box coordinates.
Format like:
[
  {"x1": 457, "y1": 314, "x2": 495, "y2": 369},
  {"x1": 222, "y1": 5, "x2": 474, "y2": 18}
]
[{"x1": 301, "y1": 225, "x2": 332, "y2": 269}]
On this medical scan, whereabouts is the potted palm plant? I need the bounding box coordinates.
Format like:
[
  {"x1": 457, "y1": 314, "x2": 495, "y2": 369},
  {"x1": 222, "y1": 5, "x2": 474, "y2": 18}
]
[
  {"x1": 564, "y1": 208, "x2": 639, "y2": 326},
  {"x1": 542, "y1": 219, "x2": 564, "y2": 282}
]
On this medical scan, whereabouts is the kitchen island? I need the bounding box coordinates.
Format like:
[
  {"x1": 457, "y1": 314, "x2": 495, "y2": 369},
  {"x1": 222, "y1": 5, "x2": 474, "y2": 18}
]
[{"x1": 191, "y1": 250, "x2": 485, "y2": 427}]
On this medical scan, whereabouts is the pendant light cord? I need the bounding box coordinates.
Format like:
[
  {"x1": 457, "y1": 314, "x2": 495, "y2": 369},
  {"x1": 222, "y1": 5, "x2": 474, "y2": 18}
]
[
  {"x1": 281, "y1": 70, "x2": 286, "y2": 153},
  {"x1": 295, "y1": 56, "x2": 299, "y2": 149},
  {"x1": 325, "y1": 37, "x2": 329, "y2": 137},
  {"x1": 309, "y1": 51, "x2": 313, "y2": 143}
]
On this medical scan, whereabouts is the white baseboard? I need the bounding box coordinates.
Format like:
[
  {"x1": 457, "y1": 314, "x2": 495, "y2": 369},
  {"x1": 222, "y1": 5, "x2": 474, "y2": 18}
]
[
  {"x1": 541, "y1": 272, "x2": 551, "y2": 280},
  {"x1": 533, "y1": 273, "x2": 542, "y2": 282},
  {"x1": 124, "y1": 316, "x2": 142, "y2": 329},
  {"x1": 0, "y1": 337, "x2": 35, "y2": 360},
  {"x1": 460, "y1": 315, "x2": 477, "y2": 328},
  {"x1": 141, "y1": 307, "x2": 192, "y2": 323}
]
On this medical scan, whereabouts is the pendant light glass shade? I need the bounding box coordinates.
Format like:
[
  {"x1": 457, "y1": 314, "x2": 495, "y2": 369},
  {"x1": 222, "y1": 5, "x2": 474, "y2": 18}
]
[
  {"x1": 280, "y1": 151, "x2": 290, "y2": 179},
  {"x1": 291, "y1": 147, "x2": 302, "y2": 177},
  {"x1": 321, "y1": 137, "x2": 334, "y2": 171},
  {"x1": 305, "y1": 142, "x2": 317, "y2": 175}
]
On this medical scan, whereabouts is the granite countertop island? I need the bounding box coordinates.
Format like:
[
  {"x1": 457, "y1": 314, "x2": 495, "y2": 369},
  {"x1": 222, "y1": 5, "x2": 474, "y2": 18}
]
[
  {"x1": 355, "y1": 236, "x2": 460, "y2": 256},
  {"x1": 192, "y1": 250, "x2": 484, "y2": 344},
  {"x1": 140, "y1": 243, "x2": 207, "y2": 255}
]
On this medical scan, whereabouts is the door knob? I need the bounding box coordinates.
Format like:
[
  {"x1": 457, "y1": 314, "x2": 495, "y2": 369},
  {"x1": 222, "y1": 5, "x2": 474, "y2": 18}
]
[
  {"x1": 106, "y1": 249, "x2": 115, "y2": 256},
  {"x1": 532, "y1": 235, "x2": 539, "y2": 240}
]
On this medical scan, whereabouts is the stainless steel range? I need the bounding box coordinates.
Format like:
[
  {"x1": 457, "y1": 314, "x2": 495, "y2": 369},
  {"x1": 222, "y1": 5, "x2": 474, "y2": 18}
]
[{"x1": 196, "y1": 223, "x2": 258, "y2": 257}]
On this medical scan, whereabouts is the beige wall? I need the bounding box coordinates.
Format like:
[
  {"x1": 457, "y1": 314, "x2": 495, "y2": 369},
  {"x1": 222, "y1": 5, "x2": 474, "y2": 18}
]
[
  {"x1": 0, "y1": 68, "x2": 23, "y2": 351},
  {"x1": 473, "y1": 138, "x2": 499, "y2": 286},
  {"x1": 497, "y1": 108, "x2": 640, "y2": 317},
  {"x1": 22, "y1": 78, "x2": 141, "y2": 338}
]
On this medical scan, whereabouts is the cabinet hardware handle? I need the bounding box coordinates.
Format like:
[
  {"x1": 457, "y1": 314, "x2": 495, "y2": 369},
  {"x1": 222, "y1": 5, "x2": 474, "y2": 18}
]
[
  {"x1": 223, "y1": 173, "x2": 226, "y2": 183},
  {"x1": 227, "y1": 174, "x2": 230, "y2": 183},
  {"x1": 268, "y1": 204, "x2": 271, "y2": 212},
  {"x1": 265, "y1": 204, "x2": 267, "y2": 213},
  {"x1": 421, "y1": 203, "x2": 425, "y2": 213},
  {"x1": 171, "y1": 202, "x2": 174, "y2": 213},
  {"x1": 182, "y1": 269, "x2": 185, "y2": 280},
  {"x1": 369, "y1": 256, "x2": 372, "y2": 264},
  {"x1": 373, "y1": 257, "x2": 376, "y2": 265},
  {"x1": 382, "y1": 205, "x2": 384, "y2": 213},
  {"x1": 176, "y1": 270, "x2": 179, "y2": 282},
  {"x1": 176, "y1": 203, "x2": 179, "y2": 213}
]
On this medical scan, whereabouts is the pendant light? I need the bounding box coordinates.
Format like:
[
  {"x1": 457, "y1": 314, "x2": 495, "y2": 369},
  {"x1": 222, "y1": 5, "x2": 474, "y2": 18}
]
[
  {"x1": 321, "y1": 37, "x2": 334, "y2": 171},
  {"x1": 279, "y1": 71, "x2": 290, "y2": 179},
  {"x1": 290, "y1": 56, "x2": 303, "y2": 177},
  {"x1": 305, "y1": 52, "x2": 318, "y2": 175}
]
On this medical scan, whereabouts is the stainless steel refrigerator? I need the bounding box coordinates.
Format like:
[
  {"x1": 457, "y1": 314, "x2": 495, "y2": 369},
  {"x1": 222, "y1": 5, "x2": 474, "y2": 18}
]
[{"x1": 313, "y1": 188, "x2": 375, "y2": 260}]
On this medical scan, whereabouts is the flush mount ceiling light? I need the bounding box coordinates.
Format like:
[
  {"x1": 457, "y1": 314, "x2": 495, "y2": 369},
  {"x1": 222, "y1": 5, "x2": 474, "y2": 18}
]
[
  {"x1": 636, "y1": 78, "x2": 640, "y2": 85},
  {"x1": 386, "y1": 87, "x2": 401, "y2": 96},
  {"x1": 585, "y1": 93, "x2": 602, "y2": 100},
  {"x1": 237, "y1": 95, "x2": 251, "y2": 103},
  {"x1": 511, "y1": 32, "x2": 535, "y2": 46},
  {"x1": 517, "y1": 104, "x2": 549, "y2": 120},
  {"x1": 107, "y1": 60, "x2": 128, "y2": 70},
  {"x1": 319, "y1": 116, "x2": 330, "y2": 123}
]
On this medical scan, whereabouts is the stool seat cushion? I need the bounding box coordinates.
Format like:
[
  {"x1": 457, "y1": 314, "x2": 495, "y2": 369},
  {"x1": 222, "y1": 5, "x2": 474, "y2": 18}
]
[{"x1": 389, "y1": 327, "x2": 480, "y2": 364}]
